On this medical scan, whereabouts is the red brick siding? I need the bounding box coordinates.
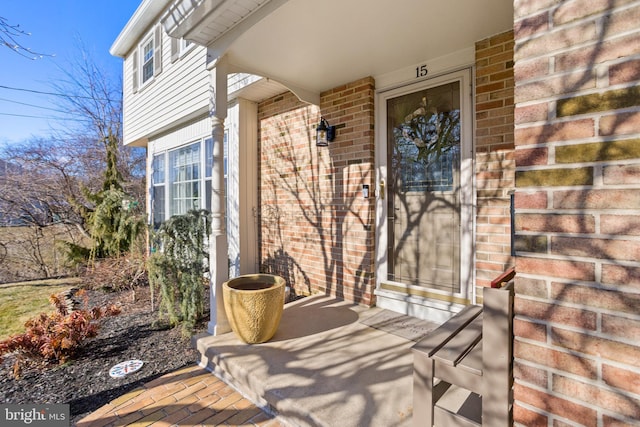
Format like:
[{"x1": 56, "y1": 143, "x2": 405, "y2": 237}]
[
  {"x1": 257, "y1": 77, "x2": 376, "y2": 305},
  {"x1": 475, "y1": 30, "x2": 516, "y2": 295},
  {"x1": 513, "y1": 0, "x2": 640, "y2": 425}
]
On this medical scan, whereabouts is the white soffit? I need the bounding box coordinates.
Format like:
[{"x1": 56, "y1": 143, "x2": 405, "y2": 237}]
[
  {"x1": 162, "y1": 0, "x2": 284, "y2": 47},
  {"x1": 165, "y1": 0, "x2": 514, "y2": 101}
]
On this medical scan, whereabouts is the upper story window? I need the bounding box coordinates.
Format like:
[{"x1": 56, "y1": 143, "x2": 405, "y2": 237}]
[
  {"x1": 141, "y1": 37, "x2": 154, "y2": 83},
  {"x1": 133, "y1": 25, "x2": 162, "y2": 93},
  {"x1": 170, "y1": 37, "x2": 196, "y2": 63},
  {"x1": 181, "y1": 39, "x2": 192, "y2": 53}
]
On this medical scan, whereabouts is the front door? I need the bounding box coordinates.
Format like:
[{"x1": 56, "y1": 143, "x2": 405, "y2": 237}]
[{"x1": 376, "y1": 69, "x2": 473, "y2": 320}]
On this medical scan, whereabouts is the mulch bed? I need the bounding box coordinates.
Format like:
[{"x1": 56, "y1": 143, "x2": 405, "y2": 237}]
[{"x1": 0, "y1": 285, "x2": 209, "y2": 425}]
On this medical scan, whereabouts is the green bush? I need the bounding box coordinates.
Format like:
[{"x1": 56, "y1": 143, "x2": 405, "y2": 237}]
[{"x1": 147, "y1": 209, "x2": 210, "y2": 335}]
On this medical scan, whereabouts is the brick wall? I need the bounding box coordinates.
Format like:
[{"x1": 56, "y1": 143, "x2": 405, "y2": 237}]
[
  {"x1": 513, "y1": 1, "x2": 640, "y2": 425},
  {"x1": 475, "y1": 30, "x2": 516, "y2": 298},
  {"x1": 257, "y1": 77, "x2": 376, "y2": 305}
]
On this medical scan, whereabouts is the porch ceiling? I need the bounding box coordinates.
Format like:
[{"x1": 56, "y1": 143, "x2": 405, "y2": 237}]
[{"x1": 163, "y1": 0, "x2": 513, "y2": 103}]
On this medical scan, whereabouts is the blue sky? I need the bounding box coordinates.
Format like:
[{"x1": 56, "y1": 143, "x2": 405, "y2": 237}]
[{"x1": 0, "y1": 1, "x2": 140, "y2": 145}]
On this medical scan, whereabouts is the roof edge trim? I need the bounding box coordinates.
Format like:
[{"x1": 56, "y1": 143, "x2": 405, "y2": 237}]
[{"x1": 110, "y1": 0, "x2": 172, "y2": 57}]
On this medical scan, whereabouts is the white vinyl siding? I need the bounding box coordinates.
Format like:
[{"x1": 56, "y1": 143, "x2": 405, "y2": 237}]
[
  {"x1": 120, "y1": 19, "x2": 269, "y2": 149},
  {"x1": 122, "y1": 31, "x2": 208, "y2": 146}
]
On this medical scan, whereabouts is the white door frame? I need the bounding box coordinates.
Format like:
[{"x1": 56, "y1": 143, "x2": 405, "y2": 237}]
[{"x1": 374, "y1": 68, "x2": 475, "y2": 322}]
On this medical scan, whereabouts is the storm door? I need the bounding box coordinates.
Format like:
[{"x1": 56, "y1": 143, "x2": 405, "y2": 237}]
[{"x1": 377, "y1": 69, "x2": 473, "y2": 312}]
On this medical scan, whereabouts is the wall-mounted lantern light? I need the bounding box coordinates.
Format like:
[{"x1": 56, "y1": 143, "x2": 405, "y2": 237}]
[{"x1": 316, "y1": 117, "x2": 336, "y2": 147}]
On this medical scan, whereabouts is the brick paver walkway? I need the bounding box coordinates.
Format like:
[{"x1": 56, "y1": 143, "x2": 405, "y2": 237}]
[{"x1": 76, "y1": 364, "x2": 285, "y2": 427}]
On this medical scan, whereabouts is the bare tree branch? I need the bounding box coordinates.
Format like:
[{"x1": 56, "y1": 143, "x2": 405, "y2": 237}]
[
  {"x1": 0, "y1": 16, "x2": 53, "y2": 59},
  {"x1": 0, "y1": 43, "x2": 145, "y2": 235}
]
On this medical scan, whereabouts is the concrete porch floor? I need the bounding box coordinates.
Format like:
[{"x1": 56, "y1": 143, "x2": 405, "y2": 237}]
[{"x1": 194, "y1": 295, "x2": 440, "y2": 427}]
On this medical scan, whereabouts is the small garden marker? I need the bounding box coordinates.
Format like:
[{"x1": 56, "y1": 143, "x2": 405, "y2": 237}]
[{"x1": 109, "y1": 360, "x2": 144, "y2": 378}]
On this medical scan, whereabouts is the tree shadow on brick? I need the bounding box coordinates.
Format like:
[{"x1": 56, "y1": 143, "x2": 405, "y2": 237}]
[
  {"x1": 258, "y1": 95, "x2": 375, "y2": 304},
  {"x1": 512, "y1": 0, "x2": 640, "y2": 424},
  {"x1": 261, "y1": 246, "x2": 311, "y2": 300}
]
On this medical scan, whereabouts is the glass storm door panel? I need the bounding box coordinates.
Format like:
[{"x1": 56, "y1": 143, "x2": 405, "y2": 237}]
[{"x1": 386, "y1": 81, "x2": 461, "y2": 292}]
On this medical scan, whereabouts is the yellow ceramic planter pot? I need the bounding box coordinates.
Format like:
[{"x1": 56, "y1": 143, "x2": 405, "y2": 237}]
[{"x1": 222, "y1": 274, "x2": 285, "y2": 344}]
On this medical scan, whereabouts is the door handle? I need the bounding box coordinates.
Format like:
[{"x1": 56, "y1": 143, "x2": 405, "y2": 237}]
[{"x1": 379, "y1": 179, "x2": 385, "y2": 200}]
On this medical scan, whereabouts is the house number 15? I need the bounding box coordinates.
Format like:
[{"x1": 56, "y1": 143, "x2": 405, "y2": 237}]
[{"x1": 416, "y1": 65, "x2": 428, "y2": 78}]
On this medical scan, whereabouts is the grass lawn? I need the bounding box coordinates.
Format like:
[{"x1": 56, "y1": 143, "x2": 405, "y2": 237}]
[{"x1": 0, "y1": 278, "x2": 83, "y2": 340}]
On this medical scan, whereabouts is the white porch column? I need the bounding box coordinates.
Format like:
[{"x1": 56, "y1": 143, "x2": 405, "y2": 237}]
[{"x1": 207, "y1": 53, "x2": 230, "y2": 335}]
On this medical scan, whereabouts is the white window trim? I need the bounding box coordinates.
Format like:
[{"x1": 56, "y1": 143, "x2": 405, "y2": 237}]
[
  {"x1": 139, "y1": 34, "x2": 154, "y2": 87},
  {"x1": 136, "y1": 25, "x2": 162, "y2": 90},
  {"x1": 180, "y1": 38, "x2": 195, "y2": 56}
]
